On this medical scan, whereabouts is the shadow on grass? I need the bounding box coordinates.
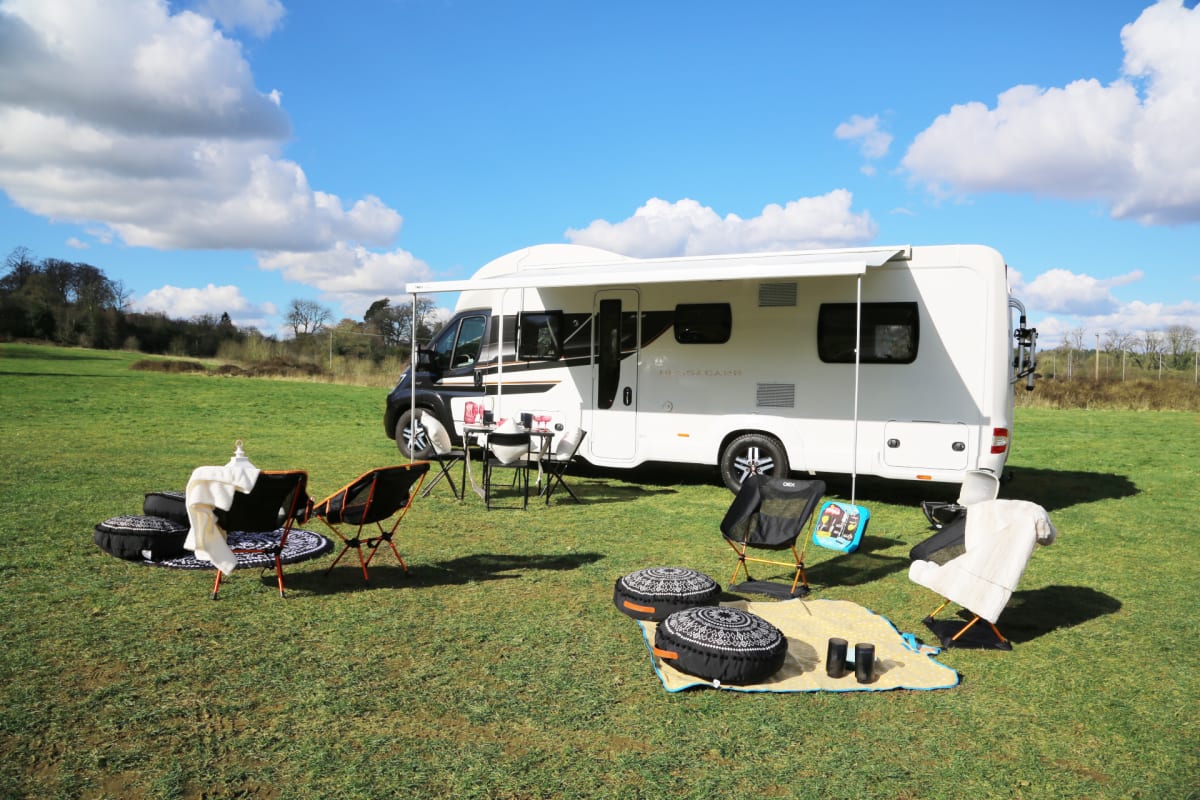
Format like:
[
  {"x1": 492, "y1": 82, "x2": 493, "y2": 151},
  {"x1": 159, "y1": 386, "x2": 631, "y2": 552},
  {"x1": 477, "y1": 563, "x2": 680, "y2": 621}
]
[
  {"x1": 928, "y1": 584, "x2": 1121, "y2": 647},
  {"x1": 572, "y1": 461, "x2": 718, "y2": 488},
  {"x1": 996, "y1": 584, "x2": 1122, "y2": 643},
  {"x1": 564, "y1": 462, "x2": 1140, "y2": 516},
  {"x1": 998, "y1": 468, "x2": 1139, "y2": 511},
  {"x1": 0, "y1": 346, "x2": 112, "y2": 361},
  {"x1": 816, "y1": 468, "x2": 1138, "y2": 513},
  {"x1": 720, "y1": 534, "x2": 911, "y2": 600},
  {"x1": 551, "y1": 478, "x2": 679, "y2": 505},
  {"x1": 803, "y1": 535, "x2": 911, "y2": 589},
  {"x1": 283, "y1": 551, "x2": 607, "y2": 595}
]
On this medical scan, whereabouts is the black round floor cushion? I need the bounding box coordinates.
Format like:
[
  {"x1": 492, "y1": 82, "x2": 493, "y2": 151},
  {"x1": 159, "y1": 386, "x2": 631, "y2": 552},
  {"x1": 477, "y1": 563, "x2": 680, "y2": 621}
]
[
  {"x1": 94, "y1": 514, "x2": 189, "y2": 562},
  {"x1": 653, "y1": 606, "x2": 788, "y2": 685},
  {"x1": 143, "y1": 490, "x2": 188, "y2": 525},
  {"x1": 613, "y1": 566, "x2": 720, "y2": 621}
]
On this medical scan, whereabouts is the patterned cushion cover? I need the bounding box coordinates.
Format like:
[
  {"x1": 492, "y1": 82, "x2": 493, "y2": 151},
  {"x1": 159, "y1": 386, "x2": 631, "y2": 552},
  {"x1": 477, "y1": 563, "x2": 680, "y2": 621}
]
[
  {"x1": 654, "y1": 605, "x2": 788, "y2": 685},
  {"x1": 94, "y1": 514, "x2": 189, "y2": 562},
  {"x1": 613, "y1": 566, "x2": 720, "y2": 621}
]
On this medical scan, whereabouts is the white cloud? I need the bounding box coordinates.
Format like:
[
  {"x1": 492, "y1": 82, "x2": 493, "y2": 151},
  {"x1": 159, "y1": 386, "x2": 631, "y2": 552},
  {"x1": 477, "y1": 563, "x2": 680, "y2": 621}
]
[
  {"x1": 259, "y1": 244, "x2": 433, "y2": 319},
  {"x1": 0, "y1": 0, "x2": 402, "y2": 251},
  {"x1": 133, "y1": 282, "x2": 276, "y2": 328},
  {"x1": 564, "y1": 192, "x2": 877, "y2": 257},
  {"x1": 65, "y1": 237, "x2": 88, "y2": 249},
  {"x1": 902, "y1": 0, "x2": 1200, "y2": 225},
  {"x1": 1011, "y1": 266, "x2": 1200, "y2": 347},
  {"x1": 1014, "y1": 268, "x2": 1144, "y2": 316},
  {"x1": 195, "y1": 0, "x2": 285, "y2": 37},
  {"x1": 834, "y1": 114, "x2": 893, "y2": 160}
]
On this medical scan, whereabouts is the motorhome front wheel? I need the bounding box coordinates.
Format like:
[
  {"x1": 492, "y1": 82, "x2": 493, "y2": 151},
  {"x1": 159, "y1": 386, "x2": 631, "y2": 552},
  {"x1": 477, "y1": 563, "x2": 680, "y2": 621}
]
[
  {"x1": 720, "y1": 433, "x2": 789, "y2": 493},
  {"x1": 394, "y1": 409, "x2": 434, "y2": 459}
]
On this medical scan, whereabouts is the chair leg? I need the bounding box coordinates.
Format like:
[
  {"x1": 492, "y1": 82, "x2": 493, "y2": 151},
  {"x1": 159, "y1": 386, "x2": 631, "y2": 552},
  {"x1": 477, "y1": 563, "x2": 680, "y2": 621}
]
[
  {"x1": 274, "y1": 555, "x2": 286, "y2": 598},
  {"x1": 929, "y1": 602, "x2": 1009, "y2": 647},
  {"x1": 728, "y1": 540, "x2": 751, "y2": 586},
  {"x1": 420, "y1": 468, "x2": 447, "y2": 497},
  {"x1": 211, "y1": 570, "x2": 223, "y2": 600},
  {"x1": 344, "y1": 543, "x2": 368, "y2": 584},
  {"x1": 788, "y1": 544, "x2": 808, "y2": 595},
  {"x1": 544, "y1": 470, "x2": 581, "y2": 504},
  {"x1": 364, "y1": 529, "x2": 408, "y2": 575},
  {"x1": 928, "y1": 599, "x2": 953, "y2": 619},
  {"x1": 422, "y1": 461, "x2": 462, "y2": 500}
]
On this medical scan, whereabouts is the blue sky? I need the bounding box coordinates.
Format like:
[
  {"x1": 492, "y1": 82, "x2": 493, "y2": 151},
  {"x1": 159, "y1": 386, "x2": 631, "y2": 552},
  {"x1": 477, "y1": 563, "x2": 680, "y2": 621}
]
[{"x1": 1, "y1": 0, "x2": 1198, "y2": 347}]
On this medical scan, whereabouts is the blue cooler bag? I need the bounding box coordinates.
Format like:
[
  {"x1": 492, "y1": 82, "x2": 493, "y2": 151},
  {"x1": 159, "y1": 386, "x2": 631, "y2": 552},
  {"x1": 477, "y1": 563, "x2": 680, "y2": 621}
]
[{"x1": 812, "y1": 501, "x2": 870, "y2": 553}]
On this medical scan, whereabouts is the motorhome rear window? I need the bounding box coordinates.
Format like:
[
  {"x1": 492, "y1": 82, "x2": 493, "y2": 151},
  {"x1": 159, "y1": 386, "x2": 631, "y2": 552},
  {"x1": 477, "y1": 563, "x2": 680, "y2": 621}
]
[
  {"x1": 817, "y1": 302, "x2": 919, "y2": 364},
  {"x1": 674, "y1": 303, "x2": 731, "y2": 344}
]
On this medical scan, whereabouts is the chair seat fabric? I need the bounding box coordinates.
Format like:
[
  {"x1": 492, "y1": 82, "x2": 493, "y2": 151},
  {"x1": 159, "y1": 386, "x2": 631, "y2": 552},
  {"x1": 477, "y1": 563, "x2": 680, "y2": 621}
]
[
  {"x1": 95, "y1": 514, "x2": 189, "y2": 561},
  {"x1": 654, "y1": 606, "x2": 788, "y2": 685},
  {"x1": 613, "y1": 566, "x2": 720, "y2": 621}
]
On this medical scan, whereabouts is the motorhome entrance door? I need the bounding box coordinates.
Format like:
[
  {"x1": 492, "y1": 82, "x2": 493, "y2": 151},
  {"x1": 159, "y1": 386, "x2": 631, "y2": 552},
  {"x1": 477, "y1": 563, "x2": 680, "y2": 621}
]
[{"x1": 591, "y1": 290, "x2": 639, "y2": 461}]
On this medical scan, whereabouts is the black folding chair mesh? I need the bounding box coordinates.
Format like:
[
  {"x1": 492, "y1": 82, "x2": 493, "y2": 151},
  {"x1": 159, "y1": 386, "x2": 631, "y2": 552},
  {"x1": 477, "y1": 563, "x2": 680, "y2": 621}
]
[
  {"x1": 211, "y1": 470, "x2": 309, "y2": 600},
  {"x1": 721, "y1": 476, "x2": 826, "y2": 549},
  {"x1": 721, "y1": 475, "x2": 826, "y2": 596},
  {"x1": 216, "y1": 472, "x2": 309, "y2": 533}
]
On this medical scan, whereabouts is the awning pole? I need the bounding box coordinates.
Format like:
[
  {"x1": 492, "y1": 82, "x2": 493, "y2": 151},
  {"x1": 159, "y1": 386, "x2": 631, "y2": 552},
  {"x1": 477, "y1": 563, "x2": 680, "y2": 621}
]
[
  {"x1": 852, "y1": 274, "x2": 862, "y2": 505},
  {"x1": 410, "y1": 291, "x2": 418, "y2": 465}
]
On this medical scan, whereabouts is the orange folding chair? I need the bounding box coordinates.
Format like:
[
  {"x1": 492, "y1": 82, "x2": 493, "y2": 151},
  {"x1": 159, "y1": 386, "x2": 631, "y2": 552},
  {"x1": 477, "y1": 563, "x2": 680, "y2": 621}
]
[{"x1": 309, "y1": 463, "x2": 430, "y2": 583}]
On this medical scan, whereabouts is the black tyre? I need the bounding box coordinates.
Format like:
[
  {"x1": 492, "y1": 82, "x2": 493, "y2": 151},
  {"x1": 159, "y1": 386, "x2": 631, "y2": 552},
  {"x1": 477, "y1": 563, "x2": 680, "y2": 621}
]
[
  {"x1": 394, "y1": 408, "x2": 435, "y2": 459},
  {"x1": 719, "y1": 433, "x2": 789, "y2": 493}
]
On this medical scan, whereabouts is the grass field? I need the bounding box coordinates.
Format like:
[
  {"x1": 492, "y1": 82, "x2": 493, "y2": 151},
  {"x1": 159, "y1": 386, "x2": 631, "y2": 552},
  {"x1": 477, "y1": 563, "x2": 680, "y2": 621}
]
[{"x1": 1, "y1": 343, "x2": 1196, "y2": 799}]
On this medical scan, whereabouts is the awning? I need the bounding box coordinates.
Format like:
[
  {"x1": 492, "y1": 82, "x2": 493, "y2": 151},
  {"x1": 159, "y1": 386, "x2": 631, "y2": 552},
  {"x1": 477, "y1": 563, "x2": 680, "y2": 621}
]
[{"x1": 406, "y1": 246, "x2": 910, "y2": 294}]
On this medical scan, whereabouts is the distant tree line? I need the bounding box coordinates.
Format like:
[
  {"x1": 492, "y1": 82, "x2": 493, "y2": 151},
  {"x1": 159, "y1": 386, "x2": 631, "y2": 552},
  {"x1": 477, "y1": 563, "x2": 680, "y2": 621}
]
[
  {"x1": 1045, "y1": 324, "x2": 1198, "y2": 380},
  {"x1": 2, "y1": 246, "x2": 438, "y2": 364}
]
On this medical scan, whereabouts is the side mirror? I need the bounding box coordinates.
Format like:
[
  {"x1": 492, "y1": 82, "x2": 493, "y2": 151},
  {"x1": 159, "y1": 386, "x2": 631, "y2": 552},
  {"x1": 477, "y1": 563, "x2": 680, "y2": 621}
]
[{"x1": 416, "y1": 347, "x2": 435, "y2": 371}]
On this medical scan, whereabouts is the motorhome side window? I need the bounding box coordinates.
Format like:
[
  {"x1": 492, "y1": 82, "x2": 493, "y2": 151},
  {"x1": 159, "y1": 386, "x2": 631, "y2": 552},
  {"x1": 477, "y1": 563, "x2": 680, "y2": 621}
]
[
  {"x1": 674, "y1": 303, "x2": 731, "y2": 344},
  {"x1": 517, "y1": 311, "x2": 562, "y2": 360},
  {"x1": 433, "y1": 313, "x2": 486, "y2": 370},
  {"x1": 817, "y1": 302, "x2": 919, "y2": 364}
]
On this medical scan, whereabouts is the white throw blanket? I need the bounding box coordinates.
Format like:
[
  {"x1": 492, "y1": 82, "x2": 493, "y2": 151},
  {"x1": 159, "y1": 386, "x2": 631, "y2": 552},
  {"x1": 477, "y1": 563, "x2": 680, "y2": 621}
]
[
  {"x1": 184, "y1": 461, "x2": 261, "y2": 575},
  {"x1": 909, "y1": 499, "x2": 1057, "y2": 623}
]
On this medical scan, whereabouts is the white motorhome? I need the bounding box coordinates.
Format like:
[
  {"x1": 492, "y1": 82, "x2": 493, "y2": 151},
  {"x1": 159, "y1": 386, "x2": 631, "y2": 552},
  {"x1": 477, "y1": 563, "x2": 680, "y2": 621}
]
[{"x1": 385, "y1": 243, "x2": 1037, "y2": 491}]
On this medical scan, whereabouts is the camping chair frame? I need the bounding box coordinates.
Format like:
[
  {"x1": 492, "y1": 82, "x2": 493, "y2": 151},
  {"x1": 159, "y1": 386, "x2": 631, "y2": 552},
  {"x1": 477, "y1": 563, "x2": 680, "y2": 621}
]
[
  {"x1": 311, "y1": 463, "x2": 430, "y2": 584},
  {"x1": 415, "y1": 411, "x2": 466, "y2": 501},
  {"x1": 211, "y1": 470, "x2": 310, "y2": 600},
  {"x1": 925, "y1": 599, "x2": 1009, "y2": 647},
  {"x1": 726, "y1": 536, "x2": 815, "y2": 596},
  {"x1": 541, "y1": 430, "x2": 587, "y2": 504},
  {"x1": 482, "y1": 431, "x2": 532, "y2": 510},
  {"x1": 722, "y1": 477, "x2": 826, "y2": 597}
]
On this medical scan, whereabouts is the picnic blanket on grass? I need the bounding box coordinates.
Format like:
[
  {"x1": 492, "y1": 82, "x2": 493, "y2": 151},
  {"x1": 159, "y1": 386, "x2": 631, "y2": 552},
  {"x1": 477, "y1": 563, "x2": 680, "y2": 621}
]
[
  {"x1": 143, "y1": 528, "x2": 331, "y2": 570},
  {"x1": 637, "y1": 598, "x2": 959, "y2": 693}
]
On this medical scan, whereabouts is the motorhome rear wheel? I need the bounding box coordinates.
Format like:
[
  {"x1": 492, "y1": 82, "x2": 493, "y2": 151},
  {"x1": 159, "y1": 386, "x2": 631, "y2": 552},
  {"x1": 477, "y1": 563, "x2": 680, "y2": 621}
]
[{"x1": 720, "y1": 433, "x2": 789, "y2": 493}]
